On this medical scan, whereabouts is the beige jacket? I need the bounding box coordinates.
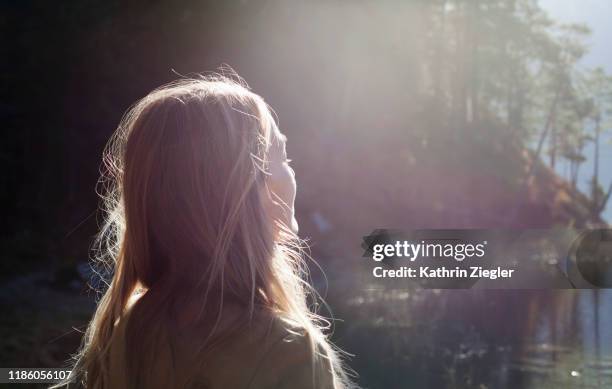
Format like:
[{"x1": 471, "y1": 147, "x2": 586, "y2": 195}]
[{"x1": 107, "y1": 310, "x2": 336, "y2": 389}]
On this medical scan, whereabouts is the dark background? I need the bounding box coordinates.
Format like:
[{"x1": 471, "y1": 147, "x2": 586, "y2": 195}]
[{"x1": 2, "y1": 1, "x2": 612, "y2": 388}]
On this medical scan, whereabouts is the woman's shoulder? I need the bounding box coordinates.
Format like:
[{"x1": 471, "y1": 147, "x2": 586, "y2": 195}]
[
  {"x1": 254, "y1": 311, "x2": 309, "y2": 343},
  {"x1": 244, "y1": 313, "x2": 336, "y2": 389},
  {"x1": 218, "y1": 310, "x2": 313, "y2": 361},
  {"x1": 113, "y1": 298, "x2": 336, "y2": 388},
  {"x1": 190, "y1": 309, "x2": 335, "y2": 388}
]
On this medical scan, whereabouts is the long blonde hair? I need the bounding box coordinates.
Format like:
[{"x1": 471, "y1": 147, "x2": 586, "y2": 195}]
[{"x1": 59, "y1": 74, "x2": 352, "y2": 388}]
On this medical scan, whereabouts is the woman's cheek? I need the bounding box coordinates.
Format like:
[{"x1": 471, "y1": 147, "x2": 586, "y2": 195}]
[
  {"x1": 269, "y1": 166, "x2": 295, "y2": 220},
  {"x1": 281, "y1": 165, "x2": 297, "y2": 209}
]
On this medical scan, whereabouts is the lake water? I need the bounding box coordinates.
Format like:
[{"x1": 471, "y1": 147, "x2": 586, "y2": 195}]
[{"x1": 329, "y1": 285, "x2": 612, "y2": 388}]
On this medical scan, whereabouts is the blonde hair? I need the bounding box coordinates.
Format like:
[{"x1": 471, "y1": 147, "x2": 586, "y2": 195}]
[{"x1": 57, "y1": 74, "x2": 353, "y2": 388}]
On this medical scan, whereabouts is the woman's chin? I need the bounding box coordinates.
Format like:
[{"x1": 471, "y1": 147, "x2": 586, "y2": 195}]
[{"x1": 290, "y1": 217, "x2": 299, "y2": 234}]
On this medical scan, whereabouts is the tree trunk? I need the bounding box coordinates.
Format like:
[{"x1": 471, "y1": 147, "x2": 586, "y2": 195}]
[{"x1": 592, "y1": 113, "x2": 601, "y2": 201}]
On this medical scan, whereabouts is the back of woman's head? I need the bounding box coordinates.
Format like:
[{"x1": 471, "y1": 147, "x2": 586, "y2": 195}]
[
  {"x1": 122, "y1": 78, "x2": 276, "y2": 295},
  {"x1": 61, "y1": 74, "x2": 352, "y2": 388}
]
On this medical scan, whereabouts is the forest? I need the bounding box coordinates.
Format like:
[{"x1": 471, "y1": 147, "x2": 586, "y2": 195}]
[{"x1": 2, "y1": 1, "x2": 612, "y2": 388}]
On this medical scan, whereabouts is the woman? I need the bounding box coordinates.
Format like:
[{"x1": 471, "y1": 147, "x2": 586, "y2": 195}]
[{"x1": 59, "y1": 74, "x2": 353, "y2": 388}]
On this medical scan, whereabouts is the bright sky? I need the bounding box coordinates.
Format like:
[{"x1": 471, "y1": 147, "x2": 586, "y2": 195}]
[{"x1": 540, "y1": 0, "x2": 612, "y2": 71}]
